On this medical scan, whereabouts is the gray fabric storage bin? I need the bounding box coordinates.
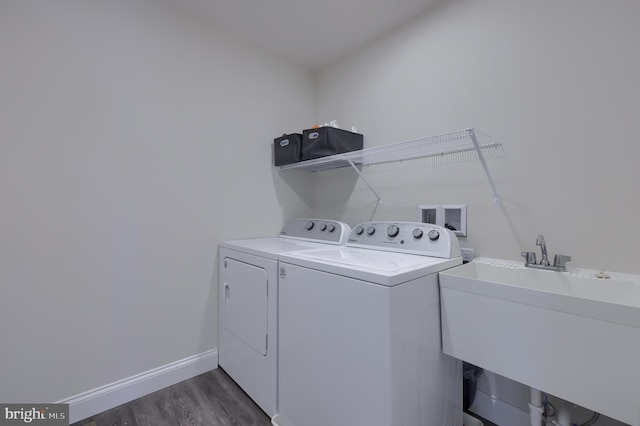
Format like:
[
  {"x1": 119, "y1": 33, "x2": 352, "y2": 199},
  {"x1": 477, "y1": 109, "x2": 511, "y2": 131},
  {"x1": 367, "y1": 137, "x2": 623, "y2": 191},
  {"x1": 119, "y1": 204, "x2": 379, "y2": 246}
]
[
  {"x1": 274, "y1": 133, "x2": 303, "y2": 166},
  {"x1": 301, "y1": 127, "x2": 363, "y2": 161}
]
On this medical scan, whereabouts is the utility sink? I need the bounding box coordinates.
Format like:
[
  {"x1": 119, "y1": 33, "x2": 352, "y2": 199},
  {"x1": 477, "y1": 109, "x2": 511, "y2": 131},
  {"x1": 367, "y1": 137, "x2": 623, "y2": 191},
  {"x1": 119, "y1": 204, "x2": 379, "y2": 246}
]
[{"x1": 439, "y1": 258, "x2": 640, "y2": 426}]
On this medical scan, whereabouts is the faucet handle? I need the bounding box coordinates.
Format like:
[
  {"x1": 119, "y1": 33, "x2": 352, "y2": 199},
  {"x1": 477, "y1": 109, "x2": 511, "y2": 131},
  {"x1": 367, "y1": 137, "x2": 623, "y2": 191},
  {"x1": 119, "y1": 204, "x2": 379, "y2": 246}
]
[
  {"x1": 521, "y1": 251, "x2": 537, "y2": 266},
  {"x1": 554, "y1": 254, "x2": 572, "y2": 268}
]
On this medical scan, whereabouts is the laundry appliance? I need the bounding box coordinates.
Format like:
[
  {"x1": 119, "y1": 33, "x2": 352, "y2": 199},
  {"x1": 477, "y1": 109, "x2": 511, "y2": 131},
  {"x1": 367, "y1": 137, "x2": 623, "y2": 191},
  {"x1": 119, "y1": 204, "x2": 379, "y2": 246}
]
[
  {"x1": 218, "y1": 219, "x2": 351, "y2": 417},
  {"x1": 273, "y1": 221, "x2": 463, "y2": 426}
]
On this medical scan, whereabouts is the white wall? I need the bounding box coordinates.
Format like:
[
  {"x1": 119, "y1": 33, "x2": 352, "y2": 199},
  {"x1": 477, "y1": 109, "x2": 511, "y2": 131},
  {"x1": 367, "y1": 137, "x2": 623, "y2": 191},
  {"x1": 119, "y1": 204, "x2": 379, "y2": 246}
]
[
  {"x1": 312, "y1": 1, "x2": 639, "y2": 424},
  {"x1": 313, "y1": 0, "x2": 640, "y2": 274},
  {"x1": 0, "y1": 0, "x2": 313, "y2": 404}
]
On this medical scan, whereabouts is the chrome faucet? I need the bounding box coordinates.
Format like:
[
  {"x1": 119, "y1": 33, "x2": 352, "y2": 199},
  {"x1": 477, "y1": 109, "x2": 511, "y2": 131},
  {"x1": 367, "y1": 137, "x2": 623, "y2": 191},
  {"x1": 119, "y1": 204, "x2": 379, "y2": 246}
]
[
  {"x1": 521, "y1": 234, "x2": 572, "y2": 272},
  {"x1": 536, "y1": 235, "x2": 550, "y2": 266}
]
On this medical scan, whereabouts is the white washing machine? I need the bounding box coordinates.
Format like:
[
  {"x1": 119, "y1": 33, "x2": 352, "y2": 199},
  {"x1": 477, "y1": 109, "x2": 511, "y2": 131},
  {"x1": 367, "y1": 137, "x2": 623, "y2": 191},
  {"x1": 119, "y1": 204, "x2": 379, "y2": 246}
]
[
  {"x1": 273, "y1": 221, "x2": 464, "y2": 426},
  {"x1": 218, "y1": 219, "x2": 351, "y2": 417}
]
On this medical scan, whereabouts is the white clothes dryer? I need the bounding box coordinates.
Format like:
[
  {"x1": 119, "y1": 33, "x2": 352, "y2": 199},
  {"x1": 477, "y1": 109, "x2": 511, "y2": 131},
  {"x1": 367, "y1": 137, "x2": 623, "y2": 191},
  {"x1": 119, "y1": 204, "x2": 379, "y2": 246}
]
[
  {"x1": 218, "y1": 219, "x2": 351, "y2": 417},
  {"x1": 273, "y1": 221, "x2": 464, "y2": 426}
]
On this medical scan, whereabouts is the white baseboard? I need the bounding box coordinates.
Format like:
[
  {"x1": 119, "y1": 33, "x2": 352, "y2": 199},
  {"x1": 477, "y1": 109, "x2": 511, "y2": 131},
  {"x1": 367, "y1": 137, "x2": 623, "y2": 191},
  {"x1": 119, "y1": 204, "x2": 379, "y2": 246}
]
[
  {"x1": 469, "y1": 389, "x2": 530, "y2": 426},
  {"x1": 59, "y1": 349, "x2": 218, "y2": 424}
]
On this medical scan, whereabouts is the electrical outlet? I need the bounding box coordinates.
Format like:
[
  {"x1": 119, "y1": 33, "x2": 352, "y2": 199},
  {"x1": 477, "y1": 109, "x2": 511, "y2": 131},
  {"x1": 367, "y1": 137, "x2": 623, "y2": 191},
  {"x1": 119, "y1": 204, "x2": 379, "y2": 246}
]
[{"x1": 460, "y1": 248, "x2": 475, "y2": 263}]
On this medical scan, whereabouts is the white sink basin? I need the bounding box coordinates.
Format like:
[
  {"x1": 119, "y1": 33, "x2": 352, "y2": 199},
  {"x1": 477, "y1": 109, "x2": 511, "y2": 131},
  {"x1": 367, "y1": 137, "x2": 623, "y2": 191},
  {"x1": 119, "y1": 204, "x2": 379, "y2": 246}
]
[
  {"x1": 441, "y1": 258, "x2": 640, "y2": 327},
  {"x1": 439, "y1": 258, "x2": 640, "y2": 426}
]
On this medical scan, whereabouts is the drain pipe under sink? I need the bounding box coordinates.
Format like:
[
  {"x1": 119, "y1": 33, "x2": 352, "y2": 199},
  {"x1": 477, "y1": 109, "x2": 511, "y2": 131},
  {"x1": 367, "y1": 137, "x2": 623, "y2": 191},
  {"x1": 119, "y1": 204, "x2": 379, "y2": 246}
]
[
  {"x1": 529, "y1": 388, "x2": 544, "y2": 426},
  {"x1": 530, "y1": 388, "x2": 573, "y2": 426},
  {"x1": 552, "y1": 405, "x2": 572, "y2": 426}
]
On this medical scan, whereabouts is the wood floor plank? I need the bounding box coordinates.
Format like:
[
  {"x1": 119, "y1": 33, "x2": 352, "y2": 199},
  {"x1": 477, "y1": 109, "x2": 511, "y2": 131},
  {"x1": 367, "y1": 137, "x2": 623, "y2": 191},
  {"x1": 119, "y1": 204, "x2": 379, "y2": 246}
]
[
  {"x1": 128, "y1": 391, "x2": 177, "y2": 426},
  {"x1": 172, "y1": 380, "x2": 219, "y2": 426},
  {"x1": 92, "y1": 402, "x2": 138, "y2": 426},
  {"x1": 195, "y1": 370, "x2": 270, "y2": 426},
  {"x1": 71, "y1": 369, "x2": 270, "y2": 426}
]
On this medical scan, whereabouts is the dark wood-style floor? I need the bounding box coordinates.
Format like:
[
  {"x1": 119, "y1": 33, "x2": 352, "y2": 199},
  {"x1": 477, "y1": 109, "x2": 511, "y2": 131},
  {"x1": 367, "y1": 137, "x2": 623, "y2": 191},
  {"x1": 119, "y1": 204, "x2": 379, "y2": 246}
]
[
  {"x1": 71, "y1": 367, "x2": 497, "y2": 426},
  {"x1": 71, "y1": 368, "x2": 271, "y2": 426}
]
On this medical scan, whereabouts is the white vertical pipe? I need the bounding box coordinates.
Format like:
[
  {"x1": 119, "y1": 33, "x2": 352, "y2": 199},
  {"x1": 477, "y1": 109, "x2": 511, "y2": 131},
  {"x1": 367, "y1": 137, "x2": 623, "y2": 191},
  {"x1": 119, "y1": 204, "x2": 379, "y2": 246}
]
[
  {"x1": 555, "y1": 405, "x2": 571, "y2": 426},
  {"x1": 529, "y1": 388, "x2": 543, "y2": 426}
]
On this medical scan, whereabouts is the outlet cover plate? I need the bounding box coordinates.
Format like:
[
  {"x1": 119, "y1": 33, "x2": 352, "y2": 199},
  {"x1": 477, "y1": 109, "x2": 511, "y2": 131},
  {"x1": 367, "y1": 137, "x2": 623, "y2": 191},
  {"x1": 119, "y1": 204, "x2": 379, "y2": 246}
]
[
  {"x1": 418, "y1": 204, "x2": 467, "y2": 237},
  {"x1": 461, "y1": 248, "x2": 475, "y2": 262}
]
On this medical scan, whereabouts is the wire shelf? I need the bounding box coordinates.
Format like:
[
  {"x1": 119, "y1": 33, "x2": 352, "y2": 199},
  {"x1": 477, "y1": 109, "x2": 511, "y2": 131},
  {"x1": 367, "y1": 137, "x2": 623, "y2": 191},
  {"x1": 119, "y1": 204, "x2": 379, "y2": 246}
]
[
  {"x1": 277, "y1": 128, "x2": 502, "y2": 203},
  {"x1": 278, "y1": 128, "x2": 499, "y2": 172}
]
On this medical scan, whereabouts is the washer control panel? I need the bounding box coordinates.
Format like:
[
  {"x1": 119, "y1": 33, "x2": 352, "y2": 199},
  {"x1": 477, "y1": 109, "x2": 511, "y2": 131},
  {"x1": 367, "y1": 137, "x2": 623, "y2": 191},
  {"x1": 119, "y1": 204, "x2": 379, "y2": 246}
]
[
  {"x1": 279, "y1": 219, "x2": 351, "y2": 245},
  {"x1": 348, "y1": 221, "x2": 460, "y2": 258}
]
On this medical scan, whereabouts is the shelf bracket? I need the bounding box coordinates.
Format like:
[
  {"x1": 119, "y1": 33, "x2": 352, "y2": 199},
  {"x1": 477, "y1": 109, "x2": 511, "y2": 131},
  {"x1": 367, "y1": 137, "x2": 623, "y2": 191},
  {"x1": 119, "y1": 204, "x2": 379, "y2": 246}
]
[
  {"x1": 468, "y1": 128, "x2": 501, "y2": 204},
  {"x1": 347, "y1": 159, "x2": 382, "y2": 205}
]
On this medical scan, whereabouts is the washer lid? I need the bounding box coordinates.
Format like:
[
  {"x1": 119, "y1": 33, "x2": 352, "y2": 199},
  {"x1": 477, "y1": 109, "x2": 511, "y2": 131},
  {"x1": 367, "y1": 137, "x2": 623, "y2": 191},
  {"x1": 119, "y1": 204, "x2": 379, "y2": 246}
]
[{"x1": 279, "y1": 247, "x2": 461, "y2": 286}]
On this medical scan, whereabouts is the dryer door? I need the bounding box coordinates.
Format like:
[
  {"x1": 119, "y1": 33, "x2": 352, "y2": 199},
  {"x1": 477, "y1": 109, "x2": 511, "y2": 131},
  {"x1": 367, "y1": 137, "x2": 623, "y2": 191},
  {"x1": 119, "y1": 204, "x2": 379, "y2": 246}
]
[{"x1": 221, "y1": 257, "x2": 269, "y2": 355}]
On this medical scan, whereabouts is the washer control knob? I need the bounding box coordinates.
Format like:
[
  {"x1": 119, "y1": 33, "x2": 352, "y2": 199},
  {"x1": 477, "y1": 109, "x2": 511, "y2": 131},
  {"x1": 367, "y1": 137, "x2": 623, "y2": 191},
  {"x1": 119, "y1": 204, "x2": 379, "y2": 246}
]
[
  {"x1": 412, "y1": 228, "x2": 424, "y2": 239},
  {"x1": 366, "y1": 226, "x2": 376, "y2": 236},
  {"x1": 355, "y1": 226, "x2": 364, "y2": 235},
  {"x1": 306, "y1": 221, "x2": 315, "y2": 230},
  {"x1": 387, "y1": 225, "x2": 400, "y2": 238},
  {"x1": 328, "y1": 224, "x2": 336, "y2": 232},
  {"x1": 428, "y1": 229, "x2": 440, "y2": 241},
  {"x1": 320, "y1": 223, "x2": 327, "y2": 231}
]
